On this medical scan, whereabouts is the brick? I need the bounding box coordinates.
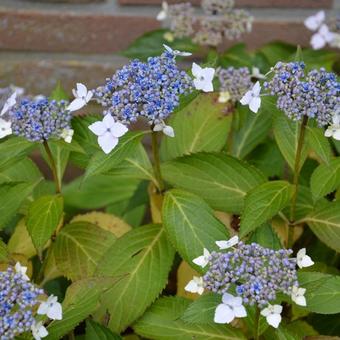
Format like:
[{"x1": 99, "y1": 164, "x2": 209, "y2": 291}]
[
  {"x1": 0, "y1": 53, "x2": 127, "y2": 95},
  {"x1": 0, "y1": 9, "x2": 160, "y2": 53},
  {"x1": 0, "y1": 8, "x2": 315, "y2": 54},
  {"x1": 118, "y1": 0, "x2": 334, "y2": 9},
  {"x1": 25, "y1": 0, "x2": 104, "y2": 3}
]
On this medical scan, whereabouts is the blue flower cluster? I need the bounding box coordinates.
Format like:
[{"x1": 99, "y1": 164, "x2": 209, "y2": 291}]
[
  {"x1": 0, "y1": 266, "x2": 43, "y2": 339},
  {"x1": 264, "y1": 62, "x2": 340, "y2": 126},
  {"x1": 94, "y1": 51, "x2": 193, "y2": 126},
  {"x1": 203, "y1": 242, "x2": 298, "y2": 308},
  {"x1": 8, "y1": 97, "x2": 72, "y2": 142},
  {"x1": 218, "y1": 67, "x2": 252, "y2": 102}
]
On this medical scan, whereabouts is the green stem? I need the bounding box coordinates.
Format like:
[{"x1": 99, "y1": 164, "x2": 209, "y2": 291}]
[
  {"x1": 287, "y1": 115, "x2": 308, "y2": 248},
  {"x1": 151, "y1": 130, "x2": 165, "y2": 193},
  {"x1": 43, "y1": 141, "x2": 61, "y2": 194},
  {"x1": 254, "y1": 306, "x2": 260, "y2": 340}
]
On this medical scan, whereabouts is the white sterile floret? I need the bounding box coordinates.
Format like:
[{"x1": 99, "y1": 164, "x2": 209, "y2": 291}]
[
  {"x1": 37, "y1": 295, "x2": 63, "y2": 320},
  {"x1": 184, "y1": 276, "x2": 204, "y2": 295},
  {"x1": 261, "y1": 304, "x2": 283, "y2": 328},
  {"x1": 192, "y1": 248, "x2": 210, "y2": 268},
  {"x1": 240, "y1": 81, "x2": 262, "y2": 113},
  {"x1": 89, "y1": 114, "x2": 128, "y2": 154},
  {"x1": 311, "y1": 24, "x2": 334, "y2": 50},
  {"x1": 214, "y1": 293, "x2": 247, "y2": 324},
  {"x1": 215, "y1": 236, "x2": 239, "y2": 250},
  {"x1": 14, "y1": 262, "x2": 29, "y2": 281},
  {"x1": 60, "y1": 128, "x2": 74, "y2": 143},
  {"x1": 325, "y1": 112, "x2": 340, "y2": 140},
  {"x1": 163, "y1": 44, "x2": 192, "y2": 57},
  {"x1": 296, "y1": 248, "x2": 314, "y2": 269},
  {"x1": 1, "y1": 92, "x2": 17, "y2": 116},
  {"x1": 192, "y1": 63, "x2": 215, "y2": 93},
  {"x1": 304, "y1": 10, "x2": 325, "y2": 31},
  {"x1": 31, "y1": 321, "x2": 48, "y2": 340},
  {"x1": 157, "y1": 1, "x2": 168, "y2": 21},
  {"x1": 0, "y1": 118, "x2": 12, "y2": 139},
  {"x1": 67, "y1": 83, "x2": 93, "y2": 112},
  {"x1": 291, "y1": 286, "x2": 307, "y2": 307},
  {"x1": 153, "y1": 121, "x2": 175, "y2": 137}
]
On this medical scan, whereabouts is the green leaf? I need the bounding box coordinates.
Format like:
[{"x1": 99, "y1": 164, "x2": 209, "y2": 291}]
[
  {"x1": 41, "y1": 140, "x2": 70, "y2": 189},
  {"x1": 26, "y1": 195, "x2": 64, "y2": 253},
  {"x1": 0, "y1": 158, "x2": 42, "y2": 185},
  {"x1": 122, "y1": 29, "x2": 198, "y2": 60},
  {"x1": 133, "y1": 296, "x2": 246, "y2": 339},
  {"x1": 64, "y1": 175, "x2": 141, "y2": 210},
  {"x1": 240, "y1": 181, "x2": 293, "y2": 237},
  {"x1": 160, "y1": 93, "x2": 232, "y2": 161},
  {"x1": 46, "y1": 278, "x2": 120, "y2": 340},
  {"x1": 0, "y1": 181, "x2": 40, "y2": 229},
  {"x1": 306, "y1": 126, "x2": 332, "y2": 165},
  {"x1": 85, "y1": 320, "x2": 122, "y2": 340},
  {"x1": 303, "y1": 201, "x2": 340, "y2": 253},
  {"x1": 220, "y1": 43, "x2": 253, "y2": 68},
  {"x1": 232, "y1": 97, "x2": 275, "y2": 159},
  {"x1": 162, "y1": 153, "x2": 266, "y2": 213},
  {"x1": 50, "y1": 81, "x2": 69, "y2": 101},
  {"x1": 95, "y1": 224, "x2": 175, "y2": 333},
  {"x1": 0, "y1": 238, "x2": 9, "y2": 262},
  {"x1": 285, "y1": 320, "x2": 317, "y2": 338},
  {"x1": 273, "y1": 113, "x2": 308, "y2": 171},
  {"x1": 162, "y1": 189, "x2": 227, "y2": 269},
  {"x1": 259, "y1": 41, "x2": 296, "y2": 65},
  {"x1": 84, "y1": 131, "x2": 146, "y2": 181},
  {"x1": 298, "y1": 271, "x2": 340, "y2": 314},
  {"x1": 263, "y1": 324, "x2": 299, "y2": 340},
  {"x1": 248, "y1": 223, "x2": 282, "y2": 250},
  {"x1": 310, "y1": 158, "x2": 340, "y2": 200},
  {"x1": 54, "y1": 222, "x2": 116, "y2": 281},
  {"x1": 181, "y1": 293, "x2": 220, "y2": 324},
  {"x1": 0, "y1": 137, "x2": 36, "y2": 170}
]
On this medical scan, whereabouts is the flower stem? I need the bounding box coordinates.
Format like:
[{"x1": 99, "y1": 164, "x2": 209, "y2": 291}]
[
  {"x1": 254, "y1": 306, "x2": 260, "y2": 340},
  {"x1": 43, "y1": 141, "x2": 61, "y2": 194},
  {"x1": 151, "y1": 129, "x2": 165, "y2": 193},
  {"x1": 288, "y1": 115, "x2": 308, "y2": 248}
]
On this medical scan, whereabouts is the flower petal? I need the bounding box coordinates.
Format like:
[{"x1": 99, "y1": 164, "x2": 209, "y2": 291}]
[
  {"x1": 192, "y1": 63, "x2": 202, "y2": 78},
  {"x1": 76, "y1": 83, "x2": 88, "y2": 98},
  {"x1": 67, "y1": 98, "x2": 86, "y2": 112},
  {"x1": 240, "y1": 91, "x2": 252, "y2": 105},
  {"x1": 37, "y1": 302, "x2": 49, "y2": 316},
  {"x1": 234, "y1": 305, "x2": 247, "y2": 318},
  {"x1": 192, "y1": 255, "x2": 207, "y2": 268},
  {"x1": 266, "y1": 313, "x2": 282, "y2": 328},
  {"x1": 184, "y1": 279, "x2": 199, "y2": 293},
  {"x1": 88, "y1": 121, "x2": 106, "y2": 136},
  {"x1": 295, "y1": 295, "x2": 307, "y2": 306},
  {"x1": 47, "y1": 301, "x2": 63, "y2": 320},
  {"x1": 163, "y1": 125, "x2": 175, "y2": 137},
  {"x1": 214, "y1": 304, "x2": 235, "y2": 324},
  {"x1": 110, "y1": 122, "x2": 128, "y2": 138},
  {"x1": 103, "y1": 114, "x2": 116, "y2": 129},
  {"x1": 249, "y1": 97, "x2": 261, "y2": 113},
  {"x1": 98, "y1": 133, "x2": 118, "y2": 154}
]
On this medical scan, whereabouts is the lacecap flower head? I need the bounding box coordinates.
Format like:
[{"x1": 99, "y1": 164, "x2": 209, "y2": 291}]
[{"x1": 7, "y1": 97, "x2": 73, "y2": 143}]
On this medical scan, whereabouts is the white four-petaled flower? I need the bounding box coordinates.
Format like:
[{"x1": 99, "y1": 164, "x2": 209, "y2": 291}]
[
  {"x1": 214, "y1": 293, "x2": 247, "y2": 324},
  {"x1": 1, "y1": 92, "x2": 17, "y2": 116},
  {"x1": 0, "y1": 118, "x2": 12, "y2": 139},
  {"x1": 60, "y1": 128, "x2": 74, "y2": 144},
  {"x1": 304, "y1": 10, "x2": 325, "y2": 31},
  {"x1": 215, "y1": 236, "x2": 239, "y2": 250},
  {"x1": 67, "y1": 83, "x2": 93, "y2": 112},
  {"x1": 240, "y1": 81, "x2": 261, "y2": 113},
  {"x1": 15, "y1": 262, "x2": 29, "y2": 281},
  {"x1": 153, "y1": 121, "x2": 175, "y2": 137},
  {"x1": 325, "y1": 113, "x2": 340, "y2": 140},
  {"x1": 89, "y1": 114, "x2": 128, "y2": 154},
  {"x1": 296, "y1": 248, "x2": 314, "y2": 269},
  {"x1": 157, "y1": 1, "x2": 168, "y2": 21},
  {"x1": 311, "y1": 24, "x2": 334, "y2": 50},
  {"x1": 37, "y1": 295, "x2": 63, "y2": 320},
  {"x1": 31, "y1": 321, "x2": 48, "y2": 340},
  {"x1": 261, "y1": 304, "x2": 282, "y2": 328},
  {"x1": 192, "y1": 248, "x2": 210, "y2": 268},
  {"x1": 184, "y1": 276, "x2": 204, "y2": 295},
  {"x1": 192, "y1": 63, "x2": 215, "y2": 93},
  {"x1": 163, "y1": 44, "x2": 192, "y2": 57},
  {"x1": 291, "y1": 286, "x2": 307, "y2": 307}
]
